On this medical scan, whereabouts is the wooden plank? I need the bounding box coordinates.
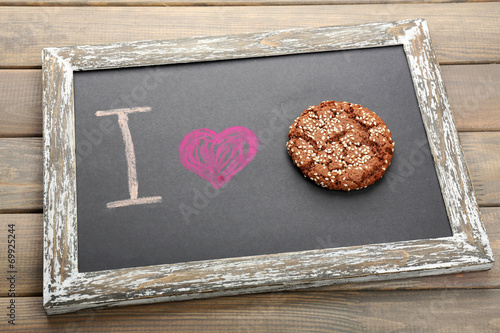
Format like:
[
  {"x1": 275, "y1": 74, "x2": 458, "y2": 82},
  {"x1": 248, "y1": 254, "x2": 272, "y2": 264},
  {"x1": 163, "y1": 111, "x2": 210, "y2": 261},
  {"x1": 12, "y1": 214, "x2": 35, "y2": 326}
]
[
  {"x1": 2, "y1": 290, "x2": 499, "y2": 331},
  {"x1": 0, "y1": 0, "x2": 495, "y2": 6},
  {"x1": 1, "y1": 64, "x2": 499, "y2": 137},
  {"x1": 460, "y1": 132, "x2": 500, "y2": 206},
  {"x1": 443, "y1": 64, "x2": 500, "y2": 131},
  {"x1": 0, "y1": 138, "x2": 42, "y2": 212},
  {"x1": 0, "y1": 133, "x2": 497, "y2": 210},
  {"x1": 0, "y1": 214, "x2": 42, "y2": 297},
  {"x1": 1, "y1": 3, "x2": 500, "y2": 67},
  {"x1": 0, "y1": 70, "x2": 42, "y2": 137},
  {"x1": 0, "y1": 70, "x2": 41, "y2": 136},
  {"x1": 0, "y1": 133, "x2": 497, "y2": 212},
  {"x1": 0, "y1": 207, "x2": 497, "y2": 297}
]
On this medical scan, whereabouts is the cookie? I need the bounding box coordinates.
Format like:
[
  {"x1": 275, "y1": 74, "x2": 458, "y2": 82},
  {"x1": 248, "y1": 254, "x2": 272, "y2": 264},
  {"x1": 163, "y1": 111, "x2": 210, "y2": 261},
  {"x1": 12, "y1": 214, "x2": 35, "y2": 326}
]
[{"x1": 287, "y1": 101, "x2": 394, "y2": 191}]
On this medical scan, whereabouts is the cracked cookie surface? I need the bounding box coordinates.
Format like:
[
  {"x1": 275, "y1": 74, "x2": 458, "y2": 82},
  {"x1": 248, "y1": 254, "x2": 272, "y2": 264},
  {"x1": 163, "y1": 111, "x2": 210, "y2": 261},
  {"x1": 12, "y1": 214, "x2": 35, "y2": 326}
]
[{"x1": 287, "y1": 101, "x2": 394, "y2": 191}]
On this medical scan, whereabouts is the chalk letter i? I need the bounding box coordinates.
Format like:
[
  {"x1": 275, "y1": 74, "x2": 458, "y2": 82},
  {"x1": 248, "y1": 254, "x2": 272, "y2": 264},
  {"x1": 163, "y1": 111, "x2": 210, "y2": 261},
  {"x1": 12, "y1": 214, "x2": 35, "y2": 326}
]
[{"x1": 96, "y1": 106, "x2": 162, "y2": 209}]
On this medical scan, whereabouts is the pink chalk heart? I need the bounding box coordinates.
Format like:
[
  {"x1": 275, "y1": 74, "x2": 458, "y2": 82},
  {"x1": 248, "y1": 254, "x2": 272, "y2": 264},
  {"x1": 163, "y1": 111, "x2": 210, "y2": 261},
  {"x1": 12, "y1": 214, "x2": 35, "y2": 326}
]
[{"x1": 179, "y1": 126, "x2": 259, "y2": 189}]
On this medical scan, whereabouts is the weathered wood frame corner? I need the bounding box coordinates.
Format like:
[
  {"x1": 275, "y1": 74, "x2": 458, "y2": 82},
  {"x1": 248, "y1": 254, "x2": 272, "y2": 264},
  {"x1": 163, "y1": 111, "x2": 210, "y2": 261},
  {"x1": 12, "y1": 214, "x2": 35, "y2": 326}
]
[{"x1": 42, "y1": 19, "x2": 494, "y2": 315}]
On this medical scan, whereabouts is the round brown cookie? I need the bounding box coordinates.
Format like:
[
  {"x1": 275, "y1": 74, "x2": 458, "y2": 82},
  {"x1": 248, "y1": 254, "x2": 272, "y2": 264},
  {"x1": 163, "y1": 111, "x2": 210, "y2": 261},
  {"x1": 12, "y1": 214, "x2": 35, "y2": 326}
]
[{"x1": 287, "y1": 101, "x2": 394, "y2": 191}]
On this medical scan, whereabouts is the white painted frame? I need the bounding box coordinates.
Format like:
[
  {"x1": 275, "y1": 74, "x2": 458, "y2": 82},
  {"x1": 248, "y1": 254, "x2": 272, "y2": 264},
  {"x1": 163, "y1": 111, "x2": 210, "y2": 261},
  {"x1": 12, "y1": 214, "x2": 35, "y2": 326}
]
[{"x1": 42, "y1": 19, "x2": 494, "y2": 315}]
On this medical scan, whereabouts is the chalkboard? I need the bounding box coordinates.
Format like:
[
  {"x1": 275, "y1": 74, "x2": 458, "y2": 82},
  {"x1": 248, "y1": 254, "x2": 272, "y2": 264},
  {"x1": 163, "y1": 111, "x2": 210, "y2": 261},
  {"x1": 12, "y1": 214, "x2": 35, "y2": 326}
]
[
  {"x1": 43, "y1": 20, "x2": 493, "y2": 315},
  {"x1": 74, "y1": 45, "x2": 452, "y2": 272}
]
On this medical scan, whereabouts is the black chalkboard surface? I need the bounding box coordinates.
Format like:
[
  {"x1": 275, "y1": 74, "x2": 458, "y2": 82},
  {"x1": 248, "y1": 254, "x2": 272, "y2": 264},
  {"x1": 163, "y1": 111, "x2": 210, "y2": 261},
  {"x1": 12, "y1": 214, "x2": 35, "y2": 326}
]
[{"x1": 74, "y1": 45, "x2": 452, "y2": 272}]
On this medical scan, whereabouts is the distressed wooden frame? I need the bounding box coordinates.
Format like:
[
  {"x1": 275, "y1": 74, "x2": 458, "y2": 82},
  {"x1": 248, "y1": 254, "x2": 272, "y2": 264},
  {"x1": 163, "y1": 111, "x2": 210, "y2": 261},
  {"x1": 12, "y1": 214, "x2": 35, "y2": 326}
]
[{"x1": 42, "y1": 19, "x2": 494, "y2": 315}]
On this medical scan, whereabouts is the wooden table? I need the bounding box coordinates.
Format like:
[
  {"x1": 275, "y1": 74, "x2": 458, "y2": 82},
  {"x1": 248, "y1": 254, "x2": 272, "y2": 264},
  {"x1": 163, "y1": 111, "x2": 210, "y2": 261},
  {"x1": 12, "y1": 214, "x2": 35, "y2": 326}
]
[{"x1": 1, "y1": 1, "x2": 499, "y2": 331}]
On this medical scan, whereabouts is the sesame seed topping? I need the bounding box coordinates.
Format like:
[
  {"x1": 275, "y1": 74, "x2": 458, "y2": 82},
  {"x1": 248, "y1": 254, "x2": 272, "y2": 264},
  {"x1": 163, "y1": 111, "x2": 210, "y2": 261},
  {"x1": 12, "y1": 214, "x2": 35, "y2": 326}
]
[{"x1": 287, "y1": 100, "x2": 393, "y2": 191}]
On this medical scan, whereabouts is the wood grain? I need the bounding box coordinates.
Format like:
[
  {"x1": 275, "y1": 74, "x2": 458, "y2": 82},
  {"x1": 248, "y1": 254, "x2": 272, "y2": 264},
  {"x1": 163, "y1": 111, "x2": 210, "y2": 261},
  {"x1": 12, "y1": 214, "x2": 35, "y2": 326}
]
[
  {"x1": 2, "y1": 289, "x2": 499, "y2": 332},
  {"x1": 0, "y1": 214, "x2": 42, "y2": 297},
  {"x1": 443, "y1": 64, "x2": 500, "y2": 132},
  {"x1": 1, "y1": 3, "x2": 500, "y2": 67},
  {"x1": 1, "y1": 64, "x2": 498, "y2": 136},
  {"x1": 0, "y1": 70, "x2": 42, "y2": 137},
  {"x1": 0, "y1": 133, "x2": 495, "y2": 212},
  {"x1": 0, "y1": 0, "x2": 495, "y2": 6},
  {"x1": 460, "y1": 132, "x2": 500, "y2": 206},
  {"x1": 0, "y1": 138, "x2": 42, "y2": 212},
  {"x1": 1, "y1": 207, "x2": 497, "y2": 297}
]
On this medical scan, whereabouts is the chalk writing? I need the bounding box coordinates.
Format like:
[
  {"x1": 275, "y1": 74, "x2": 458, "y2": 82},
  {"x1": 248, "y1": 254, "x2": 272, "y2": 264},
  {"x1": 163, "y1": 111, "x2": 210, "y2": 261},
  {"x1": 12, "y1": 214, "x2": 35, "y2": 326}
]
[
  {"x1": 179, "y1": 126, "x2": 259, "y2": 189},
  {"x1": 96, "y1": 107, "x2": 162, "y2": 208}
]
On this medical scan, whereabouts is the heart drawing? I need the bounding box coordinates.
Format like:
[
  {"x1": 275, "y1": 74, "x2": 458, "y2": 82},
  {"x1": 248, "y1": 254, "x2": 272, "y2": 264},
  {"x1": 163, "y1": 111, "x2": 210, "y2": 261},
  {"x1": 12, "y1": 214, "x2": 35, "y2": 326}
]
[{"x1": 178, "y1": 126, "x2": 259, "y2": 189}]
